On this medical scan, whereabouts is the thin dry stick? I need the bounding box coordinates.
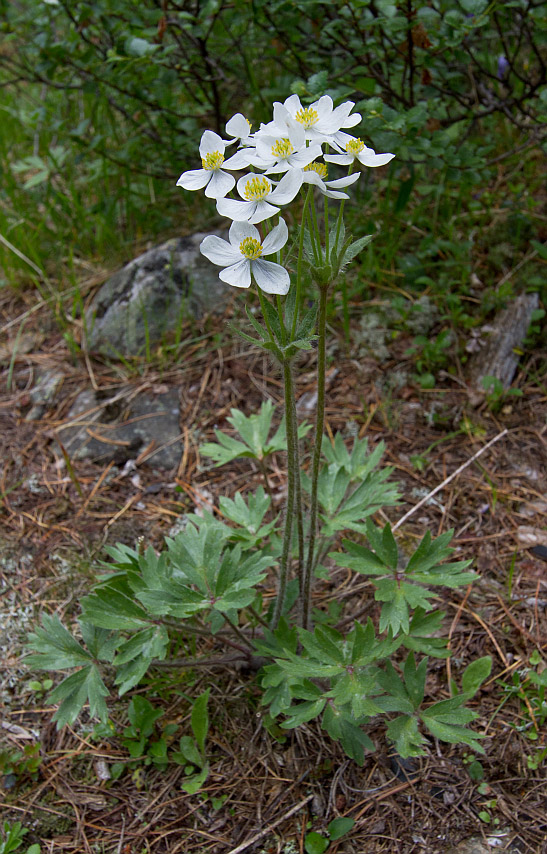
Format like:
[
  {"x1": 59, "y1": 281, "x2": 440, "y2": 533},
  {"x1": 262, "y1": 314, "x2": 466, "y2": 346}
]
[
  {"x1": 393, "y1": 428, "x2": 508, "y2": 532},
  {"x1": 226, "y1": 794, "x2": 314, "y2": 854}
]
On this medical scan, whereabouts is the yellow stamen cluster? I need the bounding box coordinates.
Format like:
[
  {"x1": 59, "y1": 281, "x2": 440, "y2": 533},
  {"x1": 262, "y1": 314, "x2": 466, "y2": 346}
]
[
  {"x1": 271, "y1": 138, "x2": 294, "y2": 159},
  {"x1": 304, "y1": 161, "x2": 328, "y2": 179},
  {"x1": 243, "y1": 176, "x2": 271, "y2": 200},
  {"x1": 295, "y1": 106, "x2": 318, "y2": 128},
  {"x1": 239, "y1": 237, "x2": 263, "y2": 260},
  {"x1": 346, "y1": 138, "x2": 365, "y2": 155},
  {"x1": 201, "y1": 150, "x2": 224, "y2": 170}
]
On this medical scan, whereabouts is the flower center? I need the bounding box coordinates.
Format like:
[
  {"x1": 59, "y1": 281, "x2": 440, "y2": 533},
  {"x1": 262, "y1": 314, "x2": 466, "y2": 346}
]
[
  {"x1": 304, "y1": 161, "x2": 328, "y2": 179},
  {"x1": 201, "y1": 151, "x2": 224, "y2": 170},
  {"x1": 271, "y1": 138, "x2": 294, "y2": 159},
  {"x1": 295, "y1": 106, "x2": 319, "y2": 128},
  {"x1": 346, "y1": 138, "x2": 365, "y2": 155},
  {"x1": 239, "y1": 237, "x2": 263, "y2": 260},
  {"x1": 243, "y1": 176, "x2": 272, "y2": 201}
]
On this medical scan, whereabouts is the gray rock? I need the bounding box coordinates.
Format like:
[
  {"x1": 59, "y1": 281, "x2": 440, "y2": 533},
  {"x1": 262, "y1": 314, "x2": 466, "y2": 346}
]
[
  {"x1": 85, "y1": 233, "x2": 230, "y2": 356},
  {"x1": 25, "y1": 368, "x2": 64, "y2": 421},
  {"x1": 58, "y1": 388, "x2": 182, "y2": 469}
]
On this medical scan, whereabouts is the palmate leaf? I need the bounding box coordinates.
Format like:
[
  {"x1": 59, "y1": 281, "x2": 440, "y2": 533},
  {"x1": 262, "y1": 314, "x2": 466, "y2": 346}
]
[
  {"x1": 321, "y1": 704, "x2": 374, "y2": 765},
  {"x1": 81, "y1": 588, "x2": 151, "y2": 631},
  {"x1": 322, "y1": 434, "x2": 387, "y2": 483},
  {"x1": 321, "y1": 476, "x2": 399, "y2": 537},
  {"x1": 26, "y1": 613, "x2": 94, "y2": 670},
  {"x1": 201, "y1": 402, "x2": 310, "y2": 467},
  {"x1": 48, "y1": 664, "x2": 110, "y2": 728},
  {"x1": 26, "y1": 614, "x2": 117, "y2": 669},
  {"x1": 386, "y1": 714, "x2": 427, "y2": 758}
]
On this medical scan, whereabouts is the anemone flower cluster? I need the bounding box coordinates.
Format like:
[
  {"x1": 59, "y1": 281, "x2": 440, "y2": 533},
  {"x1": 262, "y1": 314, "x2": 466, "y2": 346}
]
[{"x1": 177, "y1": 94, "x2": 395, "y2": 295}]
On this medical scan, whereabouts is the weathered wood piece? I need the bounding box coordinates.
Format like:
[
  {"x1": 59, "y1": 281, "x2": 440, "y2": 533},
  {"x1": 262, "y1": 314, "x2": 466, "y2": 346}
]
[{"x1": 469, "y1": 292, "x2": 539, "y2": 390}]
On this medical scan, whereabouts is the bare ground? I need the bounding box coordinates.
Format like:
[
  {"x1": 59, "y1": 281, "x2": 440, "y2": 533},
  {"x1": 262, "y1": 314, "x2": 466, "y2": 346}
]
[{"x1": 1, "y1": 284, "x2": 546, "y2": 854}]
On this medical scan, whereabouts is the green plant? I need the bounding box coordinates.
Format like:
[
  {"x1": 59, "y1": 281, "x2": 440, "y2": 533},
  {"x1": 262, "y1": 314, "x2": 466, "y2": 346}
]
[
  {"x1": 304, "y1": 817, "x2": 355, "y2": 854},
  {"x1": 27, "y1": 92, "x2": 491, "y2": 773},
  {"x1": 0, "y1": 744, "x2": 42, "y2": 789},
  {"x1": 497, "y1": 650, "x2": 547, "y2": 747},
  {"x1": 0, "y1": 822, "x2": 40, "y2": 854},
  {"x1": 481, "y1": 375, "x2": 523, "y2": 412}
]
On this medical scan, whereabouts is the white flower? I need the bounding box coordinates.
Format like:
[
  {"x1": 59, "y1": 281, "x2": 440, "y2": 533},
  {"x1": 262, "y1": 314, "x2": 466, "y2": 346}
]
[
  {"x1": 216, "y1": 169, "x2": 303, "y2": 224},
  {"x1": 200, "y1": 220, "x2": 290, "y2": 295},
  {"x1": 280, "y1": 95, "x2": 361, "y2": 144},
  {"x1": 252, "y1": 133, "x2": 323, "y2": 174},
  {"x1": 302, "y1": 162, "x2": 360, "y2": 199},
  {"x1": 176, "y1": 130, "x2": 252, "y2": 199},
  {"x1": 224, "y1": 113, "x2": 253, "y2": 144},
  {"x1": 325, "y1": 135, "x2": 395, "y2": 168}
]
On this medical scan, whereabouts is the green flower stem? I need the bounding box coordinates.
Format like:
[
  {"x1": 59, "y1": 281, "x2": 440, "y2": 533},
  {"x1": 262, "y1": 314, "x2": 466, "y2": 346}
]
[
  {"x1": 289, "y1": 361, "x2": 305, "y2": 592},
  {"x1": 324, "y1": 194, "x2": 330, "y2": 261},
  {"x1": 257, "y1": 287, "x2": 275, "y2": 340},
  {"x1": 271, "y1": 357, "x2": 298, "y2": 629},
  {"x1": 291, "y1": 185, "x2": 314, "y2": 341},
  {"x1": 301, "y1": 282, "x2": 328, "y2": 630},
  {"x1": 309, "y1": 196, "x2": 322, "y2": 262},
  {"x1": 334, "y1": 163, "x2": 354, "y2": 253}
]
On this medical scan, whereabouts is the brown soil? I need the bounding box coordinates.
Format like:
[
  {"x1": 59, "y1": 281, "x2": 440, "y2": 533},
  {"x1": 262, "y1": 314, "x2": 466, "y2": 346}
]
[{"x1": 0, "y1": 285, "x2": 546, "y2": 854}]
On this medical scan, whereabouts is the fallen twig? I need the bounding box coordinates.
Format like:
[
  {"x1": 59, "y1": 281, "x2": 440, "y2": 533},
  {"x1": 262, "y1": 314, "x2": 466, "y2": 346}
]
[{"x1": 393, "y1": 428, "x2": 508, "y2": 531}]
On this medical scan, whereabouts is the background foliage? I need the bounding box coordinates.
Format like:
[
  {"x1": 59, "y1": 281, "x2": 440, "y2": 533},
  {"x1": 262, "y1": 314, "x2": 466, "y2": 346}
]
[{"x1": 1, "y1": 0, "x2": 545, "y2": 296}]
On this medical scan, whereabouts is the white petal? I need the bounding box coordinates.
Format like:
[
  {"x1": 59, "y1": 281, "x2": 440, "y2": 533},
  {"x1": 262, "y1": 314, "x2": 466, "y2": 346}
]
[
  {"x1": 199, "y1": 130, "x2": 225, "y2": 157},
  {"x1": 342, "y1": 112, "x2": 361, "y2": 128},
  {"x1": 301, "y1": 170, "x2": 324, "y2": 188},
  {"x1": 228, "y1": 220, "x2": 260, "y2": 246},
  {"x1": 313, "y1": 95, "x2": 333, "y2": 120},
  {"x1": 282, "y1": 94, "x2": 302, "y2": 118},
  {"x1": 205, "y1": 169, "x2": 235, "y2": 199},
  {"x1": 325, "y1": 173, "x2": 360, "y2": 188},
  {"x1": 216, "y1": 197, "x2": 256, "y2": 221},
  {"x1": 237, "y1": 173, "x2": 273, "y2": 199},
  {"x1": 200, "y1": 235, "x2": 242, "y2": 266},
  {"x1": 252, "y1": 260, "x2": 290, "y2": 295},
  {"x1": 219, "y1": 259, "x2": 251, "y2": 289},
  {"x1": 261, "y1": 219, "x2": 289, "y2": 255},
  {"x1": 323, "y1": 189, "x2": 350, "y2": 199},
  {"x1": 287, "y1": 145, "x2": 323, "y2": 168},
  {"x1": 324, "y1": 154, "x2": 353, "y2": 165},
  {"x1": 358, "y1": 151, "x2": 395, "y2": 167},
  {"x1": 226, "y1": 113, "x2": 251, "y2": 140},
  {"x1": 223, "y1": 148, "x2": 256, "y2": 170},
  {"x1": 176, "y1": 169, "x2": 211, "y2": 191},
  {"x1": 268, "y1": 169, "x2": 303, "y2": 204},
  {"x1": 248, "y1": 201, "x2": 280, "y2": 224}
]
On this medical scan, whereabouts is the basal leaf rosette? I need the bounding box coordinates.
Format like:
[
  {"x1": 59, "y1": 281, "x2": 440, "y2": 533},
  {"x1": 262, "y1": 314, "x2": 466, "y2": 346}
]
[{"x1": 200, "y1": 219, "x2": 290, "y2": 295}]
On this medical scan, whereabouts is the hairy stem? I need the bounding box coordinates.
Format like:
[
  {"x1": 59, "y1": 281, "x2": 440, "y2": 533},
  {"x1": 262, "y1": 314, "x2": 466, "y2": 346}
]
[
  {"x1": 271, "y1": 358, "x2": 298, "y2": 628},
  {"x1": 301, "y1": 283, "x2": 328, "y2": 630}
]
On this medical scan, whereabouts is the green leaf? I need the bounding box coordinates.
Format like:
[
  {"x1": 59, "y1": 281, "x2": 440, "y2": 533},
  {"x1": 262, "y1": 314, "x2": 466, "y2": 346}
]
[
  {"x1": 25, "y1": 614, "x2": 93, "y2": 670},
  {"x1": 386, "y1": 715, "x2": 426, "y2": 758},
  {"x1": 340, "y1": 234, "x2": 374, "y2": 266},
  {"x1": 461, "y1": 657, "x2": 492, "y2": 697},
  {"x1": 191, "y1": 688, "x2": 210, "y2": 755},
  {"x1": 327, "y1": 817, "x2": 355, "y2": 840},
  {"x1": 304, "y1": 832, "x2": 329, "y2": 854},
  {"x1": 48, "y1": 665, "x2": 109, "y2": 728},
  {"x1": 421, "y1": 716, "x2": 485, "y2": 753},
  {"x1": 173, "y1": 735, "x2": 203, "y2": 768},
  {"x1": 403, "y1": 652, "x2": 428, "y2": 708},
  {"x1": 127, "y1": 696, "x2": 163, "y2": 737},
  {"x1": 81, "y1": 588, "x2": 151, "y2": 631},
  {"x1": 180, "y1": 763, "x2": 209, "y2": 794},
  {"x1": 280, "y1": 698, "x2": 327, "y2": 728}
]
